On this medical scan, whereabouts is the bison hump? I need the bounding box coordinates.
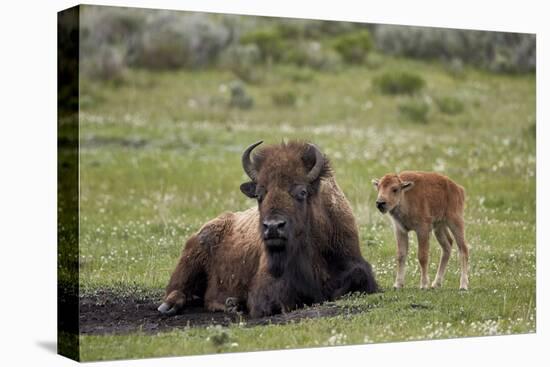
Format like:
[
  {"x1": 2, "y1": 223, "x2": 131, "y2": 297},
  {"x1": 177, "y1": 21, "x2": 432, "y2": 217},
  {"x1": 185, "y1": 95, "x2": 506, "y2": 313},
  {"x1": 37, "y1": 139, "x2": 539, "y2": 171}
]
[{"x1": 197, "y1": 213, "x2": 234, "y2": 249}]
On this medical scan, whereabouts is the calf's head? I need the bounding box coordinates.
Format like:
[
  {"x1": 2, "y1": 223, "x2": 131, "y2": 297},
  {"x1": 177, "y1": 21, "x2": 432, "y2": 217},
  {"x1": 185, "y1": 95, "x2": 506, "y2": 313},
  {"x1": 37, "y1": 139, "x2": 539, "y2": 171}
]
[
  {"x1": 240, "y1": 141, "x2": 329, "y2": 274},
  {"x1": 372, "y1": 174, "x2": 414, "y2": 214}
]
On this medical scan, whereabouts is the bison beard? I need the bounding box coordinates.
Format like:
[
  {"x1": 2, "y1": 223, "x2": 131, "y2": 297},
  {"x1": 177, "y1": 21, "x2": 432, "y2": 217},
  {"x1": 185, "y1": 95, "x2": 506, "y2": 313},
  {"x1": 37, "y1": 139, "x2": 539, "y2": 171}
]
[
  {"x1": 265, "y1": 249, "x2": 287, "y2": 278},
  {"x1": 261, "y1": 230, "x2": 324, "y2": 306},
  {"x1": 159, "y1": 141, "x2": 378, "y2": 318}
]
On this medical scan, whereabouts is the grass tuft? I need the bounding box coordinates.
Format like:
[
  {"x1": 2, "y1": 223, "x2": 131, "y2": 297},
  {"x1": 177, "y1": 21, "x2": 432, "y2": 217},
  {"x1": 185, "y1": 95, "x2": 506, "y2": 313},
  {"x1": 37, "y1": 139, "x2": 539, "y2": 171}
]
[{"x1": 373, "y1": 71, "x2": 425, "y2": 95}]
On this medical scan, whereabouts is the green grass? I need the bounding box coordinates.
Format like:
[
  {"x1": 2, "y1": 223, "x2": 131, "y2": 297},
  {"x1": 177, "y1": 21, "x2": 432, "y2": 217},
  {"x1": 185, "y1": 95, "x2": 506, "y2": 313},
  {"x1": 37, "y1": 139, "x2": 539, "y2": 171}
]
[
  {"x1": 76, "y1": 55, "x2": 535, "y2": 361},
  {"x1": 80, "y1": 288, "x2": 534, "y2": 360}
]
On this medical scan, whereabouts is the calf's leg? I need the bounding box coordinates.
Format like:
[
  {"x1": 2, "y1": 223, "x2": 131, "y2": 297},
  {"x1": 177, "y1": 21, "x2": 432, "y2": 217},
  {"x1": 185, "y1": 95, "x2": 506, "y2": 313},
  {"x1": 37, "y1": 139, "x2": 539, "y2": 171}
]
[
  {"x1": 432, "y1": 224, "x2": 452, "y2": 288},
  {"x1": 448, "y1": 216, "x2": 469, "y2": 290},
  {"x1": 445, "y1": 226, "x2": 454, "y2": 246},
  {"x1": 415, "y1": 227, "x2": 431, "y2": 289},
  {"x1": 393, "y1": 227, "x2": 409, "y2": 289}
]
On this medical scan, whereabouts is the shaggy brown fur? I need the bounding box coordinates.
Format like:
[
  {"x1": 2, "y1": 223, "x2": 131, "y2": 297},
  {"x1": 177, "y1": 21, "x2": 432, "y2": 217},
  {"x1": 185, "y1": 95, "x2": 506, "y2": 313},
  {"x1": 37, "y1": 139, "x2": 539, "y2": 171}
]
[
  {"x1": 372, "y1": 171, "x2": 469, "y2": 290},
  {"x1": 159, "y1": 141, "x2": 378, "y2": 318}
]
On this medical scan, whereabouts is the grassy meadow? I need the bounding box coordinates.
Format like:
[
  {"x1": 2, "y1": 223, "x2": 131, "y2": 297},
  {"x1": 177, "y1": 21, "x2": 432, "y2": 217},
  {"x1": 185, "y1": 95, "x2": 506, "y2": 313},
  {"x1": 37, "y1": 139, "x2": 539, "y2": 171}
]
[{"x1": 75, "y1": 55, "x2": 535, "y2": 360}]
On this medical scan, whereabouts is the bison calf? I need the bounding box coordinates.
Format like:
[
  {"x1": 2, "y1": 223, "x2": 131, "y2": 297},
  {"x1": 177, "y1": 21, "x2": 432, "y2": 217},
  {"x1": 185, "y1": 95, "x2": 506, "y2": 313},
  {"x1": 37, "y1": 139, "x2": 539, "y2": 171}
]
[{"x1": 372, "y1": 171, "x2": 469, "y2": 290}]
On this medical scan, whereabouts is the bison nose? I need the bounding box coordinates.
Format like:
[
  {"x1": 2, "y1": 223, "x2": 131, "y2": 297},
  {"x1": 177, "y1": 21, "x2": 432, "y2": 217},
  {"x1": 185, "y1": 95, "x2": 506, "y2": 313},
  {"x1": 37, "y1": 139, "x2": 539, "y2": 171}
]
[
  {"x1": 376, "y1": 200, "x2": 386, "y2": 211},
  {"x1": 262, "y1": 218, "x2": 287, "y2": 238}
]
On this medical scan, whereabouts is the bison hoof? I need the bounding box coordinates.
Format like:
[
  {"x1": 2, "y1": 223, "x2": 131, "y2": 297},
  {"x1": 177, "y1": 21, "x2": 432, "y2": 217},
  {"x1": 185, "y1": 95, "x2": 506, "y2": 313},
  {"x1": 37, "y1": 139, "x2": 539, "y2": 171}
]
[
  {"x1": 158, "y1": 302, "x2": 181, "y2": 316},
  {"x1": 393, "y1": 283, "x2": 403, "y2": 289},
  {"x1": 159, "y1": 290, "x2": 186, "y2": 316},
  {"x1": 431, "y1": 281, "x2": 442, "y2": 288},
  {"x1": 224, "y1": 297, "x2": 241, "y2": 314}
]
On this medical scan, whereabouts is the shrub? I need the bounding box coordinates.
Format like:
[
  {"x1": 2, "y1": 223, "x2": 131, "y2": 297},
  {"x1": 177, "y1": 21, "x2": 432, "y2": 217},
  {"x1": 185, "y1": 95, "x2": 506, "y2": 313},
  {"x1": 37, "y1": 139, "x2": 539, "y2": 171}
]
[
  {"x1": 80, "y1": 7, "x2": 144, "y2": 80},
  {"x1": 435, "y1": 96, "x2": 464, "y2": 115},
  {"x1": 81, "y1": 45, "x2": 126, "y2": 81},
  {"x1": 219, "y1": 44, "x2": 263, "y2": 83},
  {"x1": 316, "y1": 21, "x2": 367, "y2": 37},
  {"x1": 271, "y1": 90, "x2": 297, "y2": 107},
  {"x1": 283, "y1": 41, "x2": 341, "y2": 71},
  {"x1": 275, "y1": 19, "x2": 313, "y2": 39},
  {"x1": 276, "y1": 19, "x2": 361, "y2": 39},
  {"x1": 365, "y1": 52, "x2": 385, "y2": 69},
  {"x1": 281, "y1": 67, "x2": 315, "y2": 83},
  {"x1": 228, "y1": 81, "x2": 254, "y2": 109},
  {"x1": 398, "y1": 98, "x2": 430, "y2": 123},
  {"x1": 373, "y1": 72, "x2": 425, "y2": 95},
  {"x1": 373, "y1": 25, "x2": 535, "y2": 73},
  {"x1": 333, "y1": 30, "x2": 373, "y2": 64},
  {"x1": 80, "y1": 7, "x2": 144, "y2": 45},
  {"x1": 127, "y1": 13, "x2": 232, "y2": 69},
  {"x1": 240, "y1": 28, "x2": 286, "y2": 62},
  {"x1": 446, "y1": 57, "x2": 466, "y2": 79},
  {"x1": 81, "y1": 8, "x2": 241, "y2": 74}
]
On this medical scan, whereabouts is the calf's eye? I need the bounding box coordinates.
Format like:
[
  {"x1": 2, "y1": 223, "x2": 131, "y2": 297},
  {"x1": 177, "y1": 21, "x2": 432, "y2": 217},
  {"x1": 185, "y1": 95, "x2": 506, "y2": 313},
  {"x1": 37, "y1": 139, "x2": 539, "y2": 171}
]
[{"x1": 392, "y1": 188, "x2": 398, "y2": 193}]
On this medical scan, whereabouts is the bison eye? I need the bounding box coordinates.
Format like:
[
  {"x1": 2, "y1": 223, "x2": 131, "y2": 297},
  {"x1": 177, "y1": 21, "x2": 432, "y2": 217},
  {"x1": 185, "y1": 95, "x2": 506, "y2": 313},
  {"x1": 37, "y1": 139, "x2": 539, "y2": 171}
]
[
  {"x1": 392, "y1": 188, "x2": 399, "y2": 193},
  {"x1": 255, "y1": 187, "x2": 266, "y2": 203},
  {"x1": 291, "y1": 185, "x2": 308, "y2": 202}
]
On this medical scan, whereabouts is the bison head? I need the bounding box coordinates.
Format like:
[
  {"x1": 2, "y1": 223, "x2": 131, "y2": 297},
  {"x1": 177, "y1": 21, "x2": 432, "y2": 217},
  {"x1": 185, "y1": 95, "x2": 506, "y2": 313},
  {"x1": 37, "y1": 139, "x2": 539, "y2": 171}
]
[
  {"x1": 372, "y1": 174, "x2": 414, "y2": 214},
  {"x1": 240, "y1": 141, "x2": 330, "y2": 276}
]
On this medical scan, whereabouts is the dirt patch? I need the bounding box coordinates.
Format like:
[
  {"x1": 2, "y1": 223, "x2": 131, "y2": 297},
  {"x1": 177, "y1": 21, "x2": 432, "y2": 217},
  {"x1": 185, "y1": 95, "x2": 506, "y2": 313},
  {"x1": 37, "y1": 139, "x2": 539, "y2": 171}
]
[{"x1": 79, "y1": 290, "x2": 369, "y2": 335}]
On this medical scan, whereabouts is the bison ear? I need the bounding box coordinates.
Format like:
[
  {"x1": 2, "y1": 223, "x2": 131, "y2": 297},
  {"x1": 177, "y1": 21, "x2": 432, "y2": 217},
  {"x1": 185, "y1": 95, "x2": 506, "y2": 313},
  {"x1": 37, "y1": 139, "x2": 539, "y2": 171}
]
[
  {"x1": 401, "y1": 181, "x2": 414, "y2": 191},
  {"x1": 240, "y1": 181, "x2": 257, "y2": 198},
  {"x1": 372, "y1": 179, "x2": 379, "y2": 189}
]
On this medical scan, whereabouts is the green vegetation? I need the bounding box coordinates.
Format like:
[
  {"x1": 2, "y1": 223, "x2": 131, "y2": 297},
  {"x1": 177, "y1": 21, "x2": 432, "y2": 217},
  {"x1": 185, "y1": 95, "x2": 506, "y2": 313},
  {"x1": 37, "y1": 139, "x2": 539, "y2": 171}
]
[
  {"x1": 333, "y1": 30, "x2": 373, "y2": 64},
  {"x1": 80, "y1": 6, "x2": 535, "y2": 81},
  {"x1": 373, "y1": 71, "x2": 426, "y2": 95},
  {"x1": 398, "y1": 98, "x2": 430, "y2": 123},
  {"x1": 374, "y1": 25, "x2": 535, "y2": 73},
  {"x1": 240, "y1": 28, "x2": 287, "y2": 63},
  {"x1": 436, "y1": 96, "x2": 465, "y2": 115},
  {"x1": 77, "y1": 54, "x2": 535, "y2": 361},
  {"x1": 271, "y1": 90, "x2": 298, "y2": 107}
]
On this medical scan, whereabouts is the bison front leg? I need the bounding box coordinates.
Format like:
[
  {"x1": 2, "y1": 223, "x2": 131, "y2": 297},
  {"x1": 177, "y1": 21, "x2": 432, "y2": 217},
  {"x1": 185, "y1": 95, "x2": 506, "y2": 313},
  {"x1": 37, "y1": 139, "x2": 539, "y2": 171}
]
[
  {"x1": 247, "y1": 274, "x2": 285, "y2": 318},
  {"x1": 158, "y1": 235, "x2": 208, "y2": 315},
  {"x1": 331, "y1": 260, "x2": 379, "y2": 299}
]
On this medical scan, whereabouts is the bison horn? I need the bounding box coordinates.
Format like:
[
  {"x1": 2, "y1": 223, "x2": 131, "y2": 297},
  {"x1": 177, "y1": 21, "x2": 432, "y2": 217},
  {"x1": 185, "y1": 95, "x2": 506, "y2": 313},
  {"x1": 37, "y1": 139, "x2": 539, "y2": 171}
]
[
  {"x1": 306, "y1": 143, "x2": 325, "y2": 183},
  {"x1": 242, "y1": 140, "x2": 263, "y2": 181}
]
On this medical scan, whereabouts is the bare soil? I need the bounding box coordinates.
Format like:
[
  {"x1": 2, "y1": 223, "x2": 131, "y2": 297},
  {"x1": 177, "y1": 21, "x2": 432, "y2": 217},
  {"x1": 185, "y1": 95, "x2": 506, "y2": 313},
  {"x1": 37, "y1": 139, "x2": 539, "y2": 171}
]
[{"x1": 79, "y1": 290, "x2": 368, "y2": 335}]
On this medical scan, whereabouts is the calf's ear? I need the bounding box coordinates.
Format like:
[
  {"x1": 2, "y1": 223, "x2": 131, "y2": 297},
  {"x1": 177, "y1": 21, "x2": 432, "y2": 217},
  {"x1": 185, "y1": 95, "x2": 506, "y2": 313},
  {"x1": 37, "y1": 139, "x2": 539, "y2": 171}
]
[
  {"x1": 371, "y1": 179, "x2": 379, "y2": 189},
  {"x1": 401, "y1": 181, "x2": 414, "y2": 191},
  {"x1": 240, "y1": 181, "x2": 257, "y2": 198}
]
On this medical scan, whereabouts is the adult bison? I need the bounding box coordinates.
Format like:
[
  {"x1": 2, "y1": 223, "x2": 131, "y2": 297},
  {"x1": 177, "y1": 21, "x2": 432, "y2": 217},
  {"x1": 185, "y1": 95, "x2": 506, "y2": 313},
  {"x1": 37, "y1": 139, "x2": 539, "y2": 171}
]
[{"x1": 158, "y1": 141, "x2": 378, "y2": 318}]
